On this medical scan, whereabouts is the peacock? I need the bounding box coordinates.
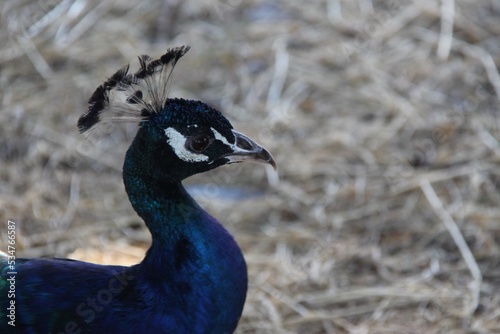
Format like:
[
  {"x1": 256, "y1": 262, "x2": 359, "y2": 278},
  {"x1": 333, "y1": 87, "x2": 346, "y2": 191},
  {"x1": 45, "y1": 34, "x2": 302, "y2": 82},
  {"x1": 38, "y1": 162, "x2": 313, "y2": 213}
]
[{"x1": 0, "y1": 46, "x2": 276, "y2": 333}]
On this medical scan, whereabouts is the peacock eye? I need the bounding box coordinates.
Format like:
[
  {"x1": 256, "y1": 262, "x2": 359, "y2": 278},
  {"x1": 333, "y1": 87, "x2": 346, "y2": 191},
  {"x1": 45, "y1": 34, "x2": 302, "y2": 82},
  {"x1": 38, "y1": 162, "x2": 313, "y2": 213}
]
[{"x1": 189, "y1": 135, "x2": 211, "y2": 152}]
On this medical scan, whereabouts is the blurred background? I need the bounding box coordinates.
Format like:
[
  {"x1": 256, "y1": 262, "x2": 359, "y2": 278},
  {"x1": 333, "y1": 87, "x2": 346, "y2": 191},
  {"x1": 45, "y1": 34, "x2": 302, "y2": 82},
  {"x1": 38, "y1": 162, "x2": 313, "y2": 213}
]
[{"x1": 1, "y1": 0, "x2": 500, "y2": 332}]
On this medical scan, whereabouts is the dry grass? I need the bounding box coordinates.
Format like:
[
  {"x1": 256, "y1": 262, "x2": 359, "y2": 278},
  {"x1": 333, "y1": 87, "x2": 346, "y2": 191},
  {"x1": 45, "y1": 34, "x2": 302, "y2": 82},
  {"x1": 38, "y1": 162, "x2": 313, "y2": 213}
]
[{"x1": 1, "y1": 0, "x2": 500, "y2": 333}]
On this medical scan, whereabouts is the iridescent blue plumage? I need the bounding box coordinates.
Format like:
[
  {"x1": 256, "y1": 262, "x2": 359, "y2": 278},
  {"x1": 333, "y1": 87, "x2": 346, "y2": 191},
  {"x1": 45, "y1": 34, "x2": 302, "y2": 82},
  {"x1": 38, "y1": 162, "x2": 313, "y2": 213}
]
[{"x1": 0, "y1": 47, "x2": 275, "y2": 333}]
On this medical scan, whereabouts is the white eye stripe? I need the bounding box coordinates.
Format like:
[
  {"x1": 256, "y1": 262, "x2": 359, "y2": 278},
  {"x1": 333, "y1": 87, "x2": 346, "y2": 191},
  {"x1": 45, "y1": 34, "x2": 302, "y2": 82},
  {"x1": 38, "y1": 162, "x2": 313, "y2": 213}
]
[
  {"x1": 211, "y1": 128, "x2": 250, "y2": 154},
  {"x1": 211, "y1": 128, "x2": 232, "y2": 147},
  {"x1": 164, "y1": 127, "x2": 209, "y2": 162}
]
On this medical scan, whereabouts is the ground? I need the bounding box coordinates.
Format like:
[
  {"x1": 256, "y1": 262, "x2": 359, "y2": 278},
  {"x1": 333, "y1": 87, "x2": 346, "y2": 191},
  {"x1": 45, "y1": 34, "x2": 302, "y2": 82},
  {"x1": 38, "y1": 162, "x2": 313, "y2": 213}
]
[{"x1": 1, "y1": 1, "x2": 500, "y2": 333}]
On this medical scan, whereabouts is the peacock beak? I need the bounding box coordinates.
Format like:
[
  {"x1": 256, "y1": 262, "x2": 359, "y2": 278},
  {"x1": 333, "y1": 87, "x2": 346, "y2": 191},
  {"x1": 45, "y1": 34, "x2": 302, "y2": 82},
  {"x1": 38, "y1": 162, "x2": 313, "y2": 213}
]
[{"x1": 222, "y1": 130, "x2": 277, "y2": 170}]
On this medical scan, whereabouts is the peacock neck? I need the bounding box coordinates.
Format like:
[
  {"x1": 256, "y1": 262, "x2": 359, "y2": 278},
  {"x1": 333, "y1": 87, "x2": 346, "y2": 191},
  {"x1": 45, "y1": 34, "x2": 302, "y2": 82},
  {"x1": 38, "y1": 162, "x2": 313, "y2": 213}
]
[
  {"x1": 122, "y1": 137, "x2": 248, "y2": 332},
  {"x1": 123, "y1": 171, "x2": 202, "y2": 241}
]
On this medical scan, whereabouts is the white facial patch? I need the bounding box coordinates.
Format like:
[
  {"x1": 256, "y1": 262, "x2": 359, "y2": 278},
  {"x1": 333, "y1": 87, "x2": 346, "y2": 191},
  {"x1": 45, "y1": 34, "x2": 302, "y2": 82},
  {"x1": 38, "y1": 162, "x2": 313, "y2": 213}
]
[{"x1": 164, "y1": 127, "x2": 209, "y2": 162}]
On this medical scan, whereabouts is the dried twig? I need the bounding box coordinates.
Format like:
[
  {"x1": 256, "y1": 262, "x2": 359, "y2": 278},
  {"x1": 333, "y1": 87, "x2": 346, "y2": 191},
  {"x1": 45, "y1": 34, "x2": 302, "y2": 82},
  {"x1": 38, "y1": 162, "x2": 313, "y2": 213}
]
[
  {"x1": 420, "y1": 179, "x2": 482, "y2": 314},
  {"x1": 437, "y1": 0, "x2": 455, "y2": 60}
]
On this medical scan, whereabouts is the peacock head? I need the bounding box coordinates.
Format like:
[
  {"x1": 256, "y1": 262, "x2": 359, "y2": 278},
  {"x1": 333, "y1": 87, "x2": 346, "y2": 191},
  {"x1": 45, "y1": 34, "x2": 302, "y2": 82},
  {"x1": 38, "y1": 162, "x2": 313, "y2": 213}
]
[{"x1": 78, "y1": 46, "x2": 275, "y2": 182}]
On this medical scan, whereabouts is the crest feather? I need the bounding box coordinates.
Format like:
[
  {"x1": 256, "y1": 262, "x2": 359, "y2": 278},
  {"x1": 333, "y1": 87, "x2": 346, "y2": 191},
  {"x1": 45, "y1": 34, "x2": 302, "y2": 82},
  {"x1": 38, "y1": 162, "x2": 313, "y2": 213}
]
[{"x1": 78, "y1": 45, "x2": 191, "y2": 133}]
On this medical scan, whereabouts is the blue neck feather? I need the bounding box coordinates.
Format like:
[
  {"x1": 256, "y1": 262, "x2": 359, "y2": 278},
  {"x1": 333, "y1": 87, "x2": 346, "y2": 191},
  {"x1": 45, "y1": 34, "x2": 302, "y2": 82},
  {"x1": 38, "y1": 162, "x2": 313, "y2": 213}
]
[{"x1": 122, "y1": 137, "x2": 248, "y2": 332}]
